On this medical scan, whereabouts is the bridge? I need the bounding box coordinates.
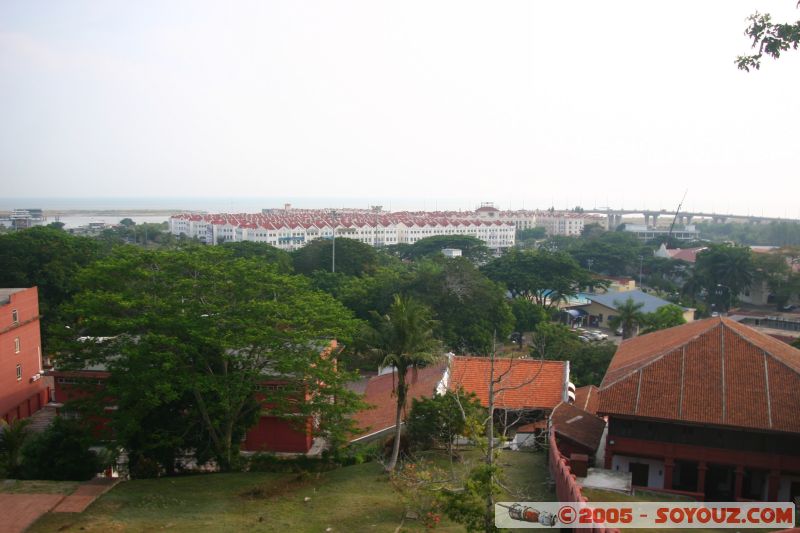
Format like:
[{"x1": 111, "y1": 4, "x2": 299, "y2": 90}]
[{"x1": 584, "y1": 209, "x2": 800, "y2": 229}]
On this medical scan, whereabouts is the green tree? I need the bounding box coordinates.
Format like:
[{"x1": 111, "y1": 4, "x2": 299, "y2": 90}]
[
  {"x1": 481, "y1": 249, "x2": 591, "y2": 310},
  {"x1": 608, "y1": 298, "x2": 646, "y2": 339},
  {"x1": 510, "y1": 299, "x2": 549, "y2": 333},
  {"x1": 389, "y1": 235, "x2": 492, "y2": 264},
  {"x1": 406, "y1": 390, "x2": 484, "y2": 456},
  {"x1": 641, "y1": 304, "x2": 687, "y2": 334},
  {"x1": 221, "y1": 241, "x2": 293, "y2": 274},
  {"x1": 293, "y1": 237, "x2": 378, "y2": 277},
  {"x1": 366, "y1": 295, "x2": 441, "y2": 472},
  {"x1": 530, "y1": 322, "x2": 581, "y2": 358},
  {"x1": 568, "y1": 343, "x2": 617, "y2": 386},
  {"x1": 693, "y1": 244, "x2": 755, "y2": 312},
  {"x1": 56, "y1": 246, "x2": 362, "y2": 470},
  {"x1": 569, "y1": 231, "x2": 647, "y2": 277},
  {"x1": 737, "y1": 4, "x2": 800, "y2": 71},
  {"x1": 0, "y1": 227, "x2": 101, "y2": 345},
  {"x1": 0, "y1": 418, "x2": 32, "y2": 478},
  {"x1": 410, "y1": 258, "x2": 514, "y2": 354}
]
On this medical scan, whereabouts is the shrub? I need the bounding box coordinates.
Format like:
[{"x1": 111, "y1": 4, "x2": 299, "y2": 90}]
[{"x1": 21, "y1": 417, "x2": 105, "y2": 481}]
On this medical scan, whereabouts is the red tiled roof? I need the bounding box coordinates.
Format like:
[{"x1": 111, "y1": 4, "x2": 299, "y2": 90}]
[
  {"x1": 550, "y1": 402, "x2": 606, "y2": 452},
  {"x1": 573, "y1": 385, "x2": 599, "y2": 414},
  {"x1": 598, "y1": 318, "x2": 800, "y2": 434},
  {"x1": 350, "y1": 363, "x2": 446, "y2": 441},
  {"x1": 448, "y1": 356, "x2": 566, "y2": 410},
  {"x1": 666, "y1": 247, "x2": 706, "y2": 263}
]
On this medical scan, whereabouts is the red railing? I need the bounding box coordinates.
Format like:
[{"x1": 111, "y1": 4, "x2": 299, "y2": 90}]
[
  {"x1": 2, "y1": 388, "x2": 51, "y2": 424},
  {"x1": 548, "y1": 431, "x2": 619, "y2": 533}
]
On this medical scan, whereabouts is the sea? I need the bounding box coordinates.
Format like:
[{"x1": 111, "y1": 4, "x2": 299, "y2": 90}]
[{"x1": 0, "y1": 197, "x2": 492, "y2": 229}]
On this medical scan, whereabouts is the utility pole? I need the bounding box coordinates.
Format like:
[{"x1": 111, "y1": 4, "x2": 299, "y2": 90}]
[{"x1": 639, "y1": 255, "x2": 644, "y2": 289}]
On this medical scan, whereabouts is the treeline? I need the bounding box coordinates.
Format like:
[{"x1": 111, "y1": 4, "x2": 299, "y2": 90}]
[{"x1": 695, "y1": 221, "x2": 800, "y2": 247}]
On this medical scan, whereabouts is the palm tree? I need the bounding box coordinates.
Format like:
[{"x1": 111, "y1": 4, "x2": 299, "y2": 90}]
[
  {"x1": 609, "y1": 297, "x2": 645, "y2": 339},
  {"x1": 0, "y1": 418, "x2": 31, "y2": 478},
  {"x1": 369, "y1": 295, "x2": 440, "y2": 472}
]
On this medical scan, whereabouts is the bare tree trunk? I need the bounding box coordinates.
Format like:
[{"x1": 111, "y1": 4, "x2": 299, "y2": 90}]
[
  {"x1": 485, "y1": 341, "x2": 496, "y2": 533},
  {"x1": 387, "y1": 396, "x2": 404, "y2": 472}
]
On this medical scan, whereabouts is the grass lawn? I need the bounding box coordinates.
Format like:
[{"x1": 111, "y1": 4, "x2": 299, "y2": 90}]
[
  {"x1": 0, "y1": 479, "x2": 80, "y2": 495},
  {"x1": 28, "y1": 450, "x2": 550, "y2": 533}
]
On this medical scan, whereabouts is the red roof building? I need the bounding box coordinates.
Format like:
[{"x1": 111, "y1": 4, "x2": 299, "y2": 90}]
[
  {"x1": 447, "y1": 356, "x2": 568, "y2": 411},
  {"x1": 573, "y1": 385, "x2": 599, "y2": 415},
  {"x1": 550, "y1": 401, "x2": 606, "y2": 459},
  {"x1": 1, "y1": 288, "x2": 49, "y2": 422},
  {"x1": 598, "y1": 317, "x2": 800, "y2": 502},
  {"x1": 350, "y1": 363, "x2": 448, "y2": 443}
]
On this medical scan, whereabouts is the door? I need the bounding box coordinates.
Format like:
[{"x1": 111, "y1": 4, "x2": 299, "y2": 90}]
[{"x1": 629, "y1": 462, "x2": 650, "y2": 487}]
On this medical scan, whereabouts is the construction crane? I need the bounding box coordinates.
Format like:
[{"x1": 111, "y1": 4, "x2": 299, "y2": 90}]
[{"x1": 667, "y1": 190, "x2": 688, "y2": 242}]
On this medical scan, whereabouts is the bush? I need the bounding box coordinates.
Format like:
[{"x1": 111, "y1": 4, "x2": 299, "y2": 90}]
[
  {"x1": 247, "y1": 453, "x2": 329, "y2": 473},
  {"x1": 130, "y1": 456, "x2": 161, "y2": 479},
  {"x1": 21, "y1": 417, "x2": 104, "y2": 481}
]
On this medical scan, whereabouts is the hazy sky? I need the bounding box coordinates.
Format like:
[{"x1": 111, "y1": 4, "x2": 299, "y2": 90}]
[{"x1": 1, "y1": 1, "x2": 799, "y2": 216}]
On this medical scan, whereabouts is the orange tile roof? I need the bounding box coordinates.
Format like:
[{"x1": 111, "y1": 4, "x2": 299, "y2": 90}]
[
  {"x1": 550, "y1": 402, "x2": 607, "y2": 451},
  {"x1": 448, "y1": 356, "x2": 567, "y2": 410},
  {"x1": 598, "y1": 318, "x2": 800, "y2": 434},
  {"x1": 573, "y1": 385, "x2": 599, "y2": 414},
  {"x1": 350, "y1": 363, "x2": 447, "y2": 441}
]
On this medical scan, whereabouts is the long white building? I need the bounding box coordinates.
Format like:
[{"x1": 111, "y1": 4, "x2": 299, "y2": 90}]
[{"x1": 170, "y1": 209, "x2": 516, "y2": 251}]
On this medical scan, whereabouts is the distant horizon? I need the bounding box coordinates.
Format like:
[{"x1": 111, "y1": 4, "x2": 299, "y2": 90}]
[{"x1": 1, "y1": 196, "x2": 799, "y2": 220}]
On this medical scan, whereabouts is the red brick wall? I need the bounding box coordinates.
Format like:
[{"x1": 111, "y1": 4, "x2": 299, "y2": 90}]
[
  {"x1": 243, "y1": 416, "x2": 313, "y2": 453},
  {"x1": 0, "y1": 287, "x2": 47, "y2": 420}
]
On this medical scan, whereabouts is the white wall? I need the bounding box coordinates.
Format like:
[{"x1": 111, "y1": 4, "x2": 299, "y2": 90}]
[
  {"x1": 611, "y1": 454, "x2": 665, "y2": 489},
  {"x1": 778, "y1": 474, "x2": 800, "y2": 502}
]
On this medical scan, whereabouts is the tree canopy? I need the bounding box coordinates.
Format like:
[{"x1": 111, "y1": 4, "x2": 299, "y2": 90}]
[
  {"x1": 737, "y1": 5, "x2": 800, "y2": 71},
  {"x1": 293, "y1": 237, "x2": 378, "y2": 277},
  {"x1": 481, "y1": 249, "x2": 591, "y2": 309},
  {"x1": 56, "y1": 246, "x2": 362, "y2": 471}
]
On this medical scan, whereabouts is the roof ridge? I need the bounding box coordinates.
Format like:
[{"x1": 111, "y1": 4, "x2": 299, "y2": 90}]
[
  {"x1": 722, "y1": 319, "x2": 800, "y2": 376},
  {"x1": 600, "y1": 319, "x2": 721, "y2": 390}
]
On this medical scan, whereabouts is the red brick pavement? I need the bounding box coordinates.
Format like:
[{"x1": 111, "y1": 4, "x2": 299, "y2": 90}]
[
  {"x1": 51, "y1": 478, "x2": 119, "y2": 513},
  {"x1": 0, "y1": 493, "x2": 65, "y2": 533}
]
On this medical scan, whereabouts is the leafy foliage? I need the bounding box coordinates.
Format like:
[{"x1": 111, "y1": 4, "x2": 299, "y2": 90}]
[
  {"x1": 640, "y1": 304, "x2": 687, "y2": 334},
  {"x1": 510, "y1": 299, "x2": 550, "y2": 333},
  {"x1": 406, "y1": 390, "x2": 485, "y2": 454},
  {"x1": 387, "y1": 235, "x2": 492, "y2": 263},
  {"x1": 365, "y1": 295, "x2": 441, "y2": 471},
  {"x1": 0, "y1": 227, "x2": 101, "y2": 344},
  {"x1": 409, "y1": 258, "x2": 514, "y2": 354},
  {"x1": 0, "y1": 418, "x2": 32, "y2": 478},
  {"x1": 691, "y1": 244, "x2": 755, "y2": 312},
  {"x1": 481, "y1": 249, "x2": 591, "y2": 309},
  {"x1": 608, "y1": 297, "x2": 646, "y2": 339},
  {"x1": 56, "y1": 246, "x2": 363, "y2": 471},
  {"x1": 293, "y1": 237, "x2": 378, "y2": 277},
  {"x1": 21, "y1": 418, "x2": 104, "y2": 481},
  {"x1": 737, "y1": 8, "x2": 800, "y2": 71}
]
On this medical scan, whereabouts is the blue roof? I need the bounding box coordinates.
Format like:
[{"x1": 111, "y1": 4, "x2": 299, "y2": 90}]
[{"x1": 583, "y1": 290, "x2": 682, "y2": 314}]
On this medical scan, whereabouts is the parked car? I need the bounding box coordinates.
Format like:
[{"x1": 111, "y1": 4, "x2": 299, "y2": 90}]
[
  {"x1": 590, "y1": 330, "x2": 608, "y2": 340},
  {"x1": 614, "y1": 327, "x2": 623, "y2": 336},
  {"x1": 577, "y1": 335, "x2": 591, "y2": 343}
]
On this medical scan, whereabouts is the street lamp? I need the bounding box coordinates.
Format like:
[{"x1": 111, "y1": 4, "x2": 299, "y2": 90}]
[{"x1": 638, "y1": 255, "x2": 644, "y2": 289}]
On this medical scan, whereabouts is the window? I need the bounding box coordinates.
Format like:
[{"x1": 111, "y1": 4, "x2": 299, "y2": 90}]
[
  {"x1": 16, "y1": 364, "x2": 22, "y2": 381},
  {"x1": 11, "y1": 309, "x2": 18, "y2": 324},
  {"x1": 14, "y1": 337, "x2": 20, "y2": 353}
]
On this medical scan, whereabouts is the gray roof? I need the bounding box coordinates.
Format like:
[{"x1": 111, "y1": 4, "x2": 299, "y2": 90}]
[
  {"x1": 0, "y1": 288, "x2": 27, "y2": 306},
  {"x1": 583, "y1": 290, "x2": 683, "y2": 314}
]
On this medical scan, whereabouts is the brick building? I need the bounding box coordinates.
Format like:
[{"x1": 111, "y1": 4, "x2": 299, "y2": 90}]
[
  {"x1": 51, "y1": 340, "x2": 341, "y2": 454},
  {"x1": 598, "y1": 317, "x2": 800, "y2": 502},
  {"x1": 0, "y1": 287, "x2": 49, "y2": 422}
]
